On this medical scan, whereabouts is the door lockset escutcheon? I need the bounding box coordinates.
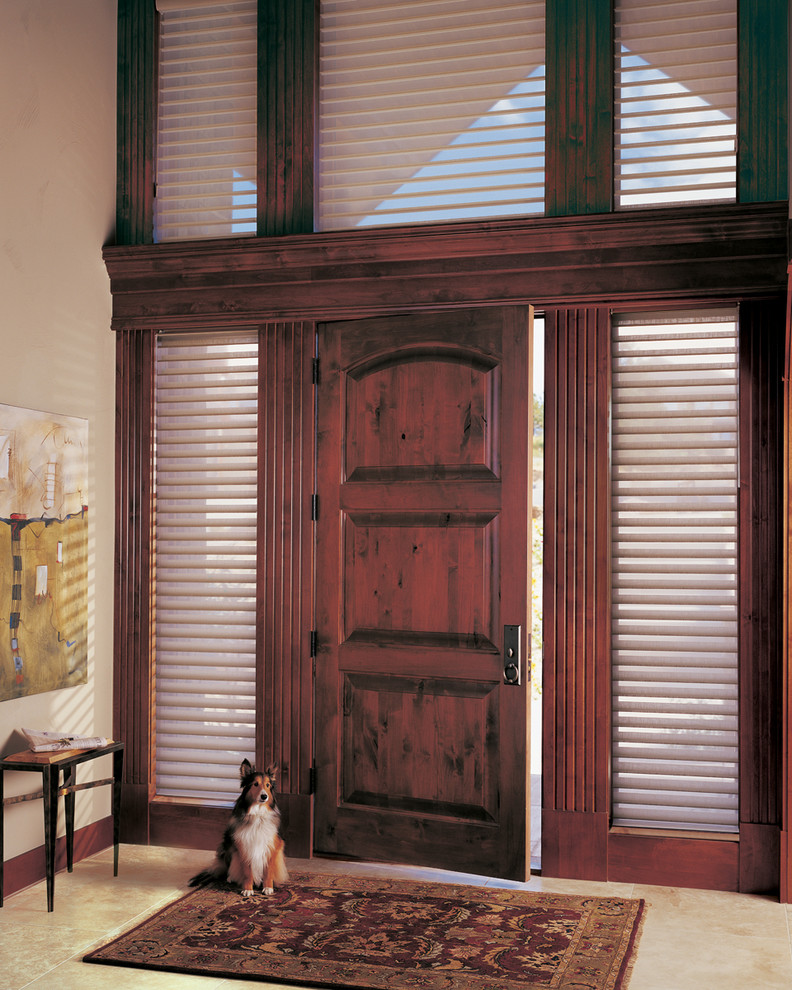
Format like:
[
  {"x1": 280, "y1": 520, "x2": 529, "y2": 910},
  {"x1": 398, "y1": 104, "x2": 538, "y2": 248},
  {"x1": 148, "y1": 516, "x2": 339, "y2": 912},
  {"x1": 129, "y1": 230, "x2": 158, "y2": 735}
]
[{"x1": 503, "y1": 624, "x2": 521, "y2": 685}]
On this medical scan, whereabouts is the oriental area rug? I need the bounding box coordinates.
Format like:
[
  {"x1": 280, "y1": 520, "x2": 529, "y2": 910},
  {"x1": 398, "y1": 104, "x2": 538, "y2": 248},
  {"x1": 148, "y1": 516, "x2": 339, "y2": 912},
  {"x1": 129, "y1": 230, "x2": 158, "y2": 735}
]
[{"x1": 84, "y1": 872, "x2": 645, "y2": 990}]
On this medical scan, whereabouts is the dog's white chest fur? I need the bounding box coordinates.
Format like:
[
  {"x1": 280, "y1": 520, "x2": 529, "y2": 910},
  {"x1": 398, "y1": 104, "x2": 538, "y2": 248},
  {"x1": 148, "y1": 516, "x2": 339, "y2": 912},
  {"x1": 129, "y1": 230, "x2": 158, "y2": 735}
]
[{"x1": 227, "y1": 806, "x2": 279, "y2": 887}]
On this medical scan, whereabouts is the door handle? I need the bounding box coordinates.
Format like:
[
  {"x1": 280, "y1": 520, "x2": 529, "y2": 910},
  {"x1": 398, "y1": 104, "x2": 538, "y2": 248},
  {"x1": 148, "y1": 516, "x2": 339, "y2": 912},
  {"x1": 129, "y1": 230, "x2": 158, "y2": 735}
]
[{"x1": 503, "y1": 624, "x2": 521, "y2": 685}]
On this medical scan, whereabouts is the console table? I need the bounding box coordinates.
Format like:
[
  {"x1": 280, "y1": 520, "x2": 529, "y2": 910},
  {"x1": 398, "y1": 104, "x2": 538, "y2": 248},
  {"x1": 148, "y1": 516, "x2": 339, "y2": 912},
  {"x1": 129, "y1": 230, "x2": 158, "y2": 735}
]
[{"x1": 0, "y1": 741, "x2": 124, "y2": 911}]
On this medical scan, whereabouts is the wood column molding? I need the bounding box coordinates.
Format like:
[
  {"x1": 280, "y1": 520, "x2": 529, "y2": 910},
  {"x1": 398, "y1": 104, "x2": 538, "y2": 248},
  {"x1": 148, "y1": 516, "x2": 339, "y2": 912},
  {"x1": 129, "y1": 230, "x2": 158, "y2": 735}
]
[
  {"x1": 545, "y1": 0, "x2": 612, "y2": 216},
  {"x1": 256, "y1": 321, "x2": 315, "y2": 857},
  {"x1": 782, "y1": 267, "x2": 792, "y2": 903},
  {"x1": 116, "y1": 0, "x2": 155, "y2": 245},
  {"x1": 738, "y1": 299, "x2": 784, "y2": 894},
  {"x1": 113, "y1": 329, "x2": 155, "y2": 843},
  {"x1": 258, "y1": 0, "x2": 316, "y2": 236},
  {"x1": 737, "y1": 0, "x2": 789, "y2": 203},
  {"x1": 542, "y1": 306, "x2": 611, "y2": 881}
]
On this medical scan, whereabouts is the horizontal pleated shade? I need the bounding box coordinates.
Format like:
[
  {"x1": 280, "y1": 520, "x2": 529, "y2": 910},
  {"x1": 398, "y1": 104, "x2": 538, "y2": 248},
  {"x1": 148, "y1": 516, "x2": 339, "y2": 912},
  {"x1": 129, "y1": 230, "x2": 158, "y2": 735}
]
[
  {"x1": 614, "y1": 0, "x2": 737, "y2": 208},
  {"x1": 154, "y1": 0, "x2": 257, "y2": 241},
  {"x1": 611, "y1": 309, "x2": 739, "y2": 833},
  {"x1": 154, "y1": 332, "x2": 259, "y2": 804},
  {"x1": 318, "y1": 0, "x2": 545, "y2": 230}
]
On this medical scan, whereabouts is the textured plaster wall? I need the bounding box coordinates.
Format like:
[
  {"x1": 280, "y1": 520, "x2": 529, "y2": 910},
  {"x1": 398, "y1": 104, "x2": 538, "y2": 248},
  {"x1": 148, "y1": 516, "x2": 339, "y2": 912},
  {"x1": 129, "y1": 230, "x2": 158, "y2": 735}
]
[{"x1": 0, "y1": 0, "x2": 117, "y2": 862}]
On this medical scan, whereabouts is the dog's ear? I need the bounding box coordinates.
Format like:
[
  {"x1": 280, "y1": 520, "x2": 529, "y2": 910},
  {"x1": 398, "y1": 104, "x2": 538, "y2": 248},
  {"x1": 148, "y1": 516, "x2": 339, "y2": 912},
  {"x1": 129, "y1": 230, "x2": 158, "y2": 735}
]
[
  {"x1": 239, "y1": 759, "x2": 254, "y2": 782},
  {"x1": 265, "y1": 762, "x2": 279, "y2": 783}
]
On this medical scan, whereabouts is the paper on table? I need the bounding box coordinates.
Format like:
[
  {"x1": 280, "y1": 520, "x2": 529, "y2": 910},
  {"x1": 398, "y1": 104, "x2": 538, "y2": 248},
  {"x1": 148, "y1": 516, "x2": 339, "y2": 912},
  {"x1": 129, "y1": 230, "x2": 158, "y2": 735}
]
[{"x1": 21, "y1": 728, "x2": 111, "y2": 753}]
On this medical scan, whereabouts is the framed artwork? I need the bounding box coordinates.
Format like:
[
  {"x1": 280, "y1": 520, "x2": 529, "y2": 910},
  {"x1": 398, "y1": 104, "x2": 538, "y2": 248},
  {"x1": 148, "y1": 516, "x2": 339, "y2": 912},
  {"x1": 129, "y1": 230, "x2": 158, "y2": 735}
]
[{"x1": 0, "y1": 403, "x2": 89, "y2": 701}]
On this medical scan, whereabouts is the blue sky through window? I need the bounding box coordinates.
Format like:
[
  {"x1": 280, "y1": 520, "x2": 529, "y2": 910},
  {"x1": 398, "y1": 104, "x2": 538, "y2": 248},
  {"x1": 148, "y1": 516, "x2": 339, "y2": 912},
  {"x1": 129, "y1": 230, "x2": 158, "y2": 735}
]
[{"x1": 232, "y1": 170, "x2": 257, "y2": 234}]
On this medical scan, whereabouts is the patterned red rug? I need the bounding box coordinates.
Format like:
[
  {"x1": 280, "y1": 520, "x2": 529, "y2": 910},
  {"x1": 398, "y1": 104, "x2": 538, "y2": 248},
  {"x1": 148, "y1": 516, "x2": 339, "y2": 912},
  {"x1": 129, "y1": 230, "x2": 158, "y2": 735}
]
[{"x1": 84, "y1": 871, "x2": 645, "y2": 989}]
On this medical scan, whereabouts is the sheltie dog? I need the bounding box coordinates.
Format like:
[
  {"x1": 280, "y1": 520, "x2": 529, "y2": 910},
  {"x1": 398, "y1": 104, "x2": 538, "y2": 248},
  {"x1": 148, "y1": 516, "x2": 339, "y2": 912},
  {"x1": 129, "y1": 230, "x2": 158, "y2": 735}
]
[{"x1": 189, "y1": 759, "x2": 288, "y2": 897}]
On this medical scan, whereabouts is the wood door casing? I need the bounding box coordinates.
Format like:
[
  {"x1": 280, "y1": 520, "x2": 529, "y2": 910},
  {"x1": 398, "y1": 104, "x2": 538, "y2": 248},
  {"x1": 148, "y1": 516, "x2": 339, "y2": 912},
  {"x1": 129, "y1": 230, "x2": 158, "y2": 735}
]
[{"x1": 314, "y1": 307, "x2": 532, "y2": 880}]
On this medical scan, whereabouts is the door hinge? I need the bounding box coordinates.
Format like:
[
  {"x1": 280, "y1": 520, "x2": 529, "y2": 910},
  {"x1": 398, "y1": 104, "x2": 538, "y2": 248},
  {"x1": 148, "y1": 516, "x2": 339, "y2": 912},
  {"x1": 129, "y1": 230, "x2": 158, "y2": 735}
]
[
  {"x1": 309, "y1": 766, "x2": 317, "y2": 794},
  {"x1": 310, "y1": 629, "x2": 317, "y2": 658},
  {"x1": 311, "y1": 493, "x2": 319, "y2": 521},
  {"x1": 312, "y1": 356, "x2": 320, "y2": 384}
]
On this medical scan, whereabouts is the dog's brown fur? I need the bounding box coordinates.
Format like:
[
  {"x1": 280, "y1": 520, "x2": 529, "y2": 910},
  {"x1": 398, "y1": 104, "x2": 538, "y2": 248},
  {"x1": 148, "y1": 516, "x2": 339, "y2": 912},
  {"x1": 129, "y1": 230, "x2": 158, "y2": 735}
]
[{"x1": 189, "y1": 760, "x2": 288, "y2": 897}]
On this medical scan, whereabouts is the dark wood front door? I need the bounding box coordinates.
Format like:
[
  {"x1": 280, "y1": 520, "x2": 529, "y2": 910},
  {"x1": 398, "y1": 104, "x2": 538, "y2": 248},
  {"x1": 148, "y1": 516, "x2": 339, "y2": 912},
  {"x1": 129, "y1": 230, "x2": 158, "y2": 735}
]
[{"x1": 314, "y1": 307, "x2": 532, "y2": 880}]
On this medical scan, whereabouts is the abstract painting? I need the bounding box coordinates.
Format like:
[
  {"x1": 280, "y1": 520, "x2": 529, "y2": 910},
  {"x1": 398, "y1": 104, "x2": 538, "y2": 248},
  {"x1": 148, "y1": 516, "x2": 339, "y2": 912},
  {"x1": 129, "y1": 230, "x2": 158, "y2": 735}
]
[{"x1": 0, "y1": 403, "x2": 88, "y2": 701}]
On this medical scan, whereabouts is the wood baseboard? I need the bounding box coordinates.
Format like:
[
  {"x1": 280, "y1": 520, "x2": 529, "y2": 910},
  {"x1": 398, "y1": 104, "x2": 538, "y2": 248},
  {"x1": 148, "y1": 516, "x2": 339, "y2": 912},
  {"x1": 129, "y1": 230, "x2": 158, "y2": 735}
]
[
  {"x1": 148, "y1": 793, "x2": 314, "y2": 858},
  {"x1": 2, "y1": 815, "x2": 114, "y2": 899}
]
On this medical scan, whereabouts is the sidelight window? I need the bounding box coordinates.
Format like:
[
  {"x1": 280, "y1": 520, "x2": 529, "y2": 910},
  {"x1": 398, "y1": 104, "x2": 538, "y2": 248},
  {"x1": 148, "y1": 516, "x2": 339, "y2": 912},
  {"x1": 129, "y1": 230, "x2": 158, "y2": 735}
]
[
  {"x1": 153, "y1": 332, "x2": 259, "y2": 803},
  {"x1": 610, "y1": 309, "x2": 739, "y2": 833}
]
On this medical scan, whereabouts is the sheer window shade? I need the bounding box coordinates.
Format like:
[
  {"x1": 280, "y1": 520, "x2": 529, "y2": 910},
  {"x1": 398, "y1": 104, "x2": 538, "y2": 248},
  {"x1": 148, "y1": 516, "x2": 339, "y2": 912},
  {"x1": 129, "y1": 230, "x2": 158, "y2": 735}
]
[
  {"x1": 154, "y1": 0, "x2": 257, "y2": 241},
  {"x1": 318, "y1": 0, "x2": 545, "y2": 230},
  {"x1": 614, "y1": 0, "x2": 737, "y2": 208},
  {"x1": 154, "y1": 332, "x2": 258, "y2": 804},
  {"x1": 611, "y1": 310, "x2": 739, "y2": 833}
]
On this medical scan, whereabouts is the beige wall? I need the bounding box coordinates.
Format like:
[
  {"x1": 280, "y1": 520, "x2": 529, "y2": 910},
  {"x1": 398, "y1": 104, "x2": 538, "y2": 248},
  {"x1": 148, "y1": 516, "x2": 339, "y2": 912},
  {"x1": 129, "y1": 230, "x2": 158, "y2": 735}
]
[{"x1": 0, "y1": 0, "x2": 117, "y2": 862}]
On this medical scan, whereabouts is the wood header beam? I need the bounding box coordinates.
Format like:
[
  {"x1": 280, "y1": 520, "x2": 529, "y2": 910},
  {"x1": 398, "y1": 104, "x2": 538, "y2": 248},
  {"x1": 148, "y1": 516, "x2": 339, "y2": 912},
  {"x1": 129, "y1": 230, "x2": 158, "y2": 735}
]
[{"x1": 103, "y1": 203, "x2": 788, "y2": 329}]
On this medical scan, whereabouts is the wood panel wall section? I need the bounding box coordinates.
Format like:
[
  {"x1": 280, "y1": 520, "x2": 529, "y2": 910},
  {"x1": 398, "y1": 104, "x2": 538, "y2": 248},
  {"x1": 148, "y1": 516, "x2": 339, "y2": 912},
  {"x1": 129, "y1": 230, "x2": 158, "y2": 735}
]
[
  {"x1": 116, "y1": 0, "x2": 155, "y2": 245},
  {"x1": 113, "y1": 329, "x2": 155, "y2": 843},
  {"x1": 258, "y1": 0, "x2": 316, "y2": 236},
  {"x1": 256, "y1": 321, "x2": 315, "y2": 856},
  {"x1": 738, "y1": 299, "x2": 784, "y2": 894},
  {"x1": 737, "y1": 0, "x2": 788, "y2": 203},
  {"x1": 541, "y1": 307, "x2": 611, "y2": 880},
  {"x1": 783, "y1": 267, "x2": 792, "y2": 902},
  {"x1": 545, "y1": 0, "x2": 612, "y2": 216}
]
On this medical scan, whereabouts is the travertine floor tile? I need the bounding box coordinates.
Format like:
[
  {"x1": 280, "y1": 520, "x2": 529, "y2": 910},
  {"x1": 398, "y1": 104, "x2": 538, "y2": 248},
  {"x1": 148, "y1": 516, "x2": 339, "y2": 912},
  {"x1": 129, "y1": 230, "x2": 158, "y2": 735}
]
[
  {"x1": 633, "y1": 883, "x2": 789, "y2": 940},
  {"x1": 628, "y1": 925, "x2": 792, "y2": 990}
]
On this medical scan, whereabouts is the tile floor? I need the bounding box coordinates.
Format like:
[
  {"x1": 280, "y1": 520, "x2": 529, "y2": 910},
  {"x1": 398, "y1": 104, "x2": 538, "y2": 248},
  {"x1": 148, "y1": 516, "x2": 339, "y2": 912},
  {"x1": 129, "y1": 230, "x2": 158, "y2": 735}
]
[{"x1": 1, "y1": 843, "x2": 791, "y2": 989}]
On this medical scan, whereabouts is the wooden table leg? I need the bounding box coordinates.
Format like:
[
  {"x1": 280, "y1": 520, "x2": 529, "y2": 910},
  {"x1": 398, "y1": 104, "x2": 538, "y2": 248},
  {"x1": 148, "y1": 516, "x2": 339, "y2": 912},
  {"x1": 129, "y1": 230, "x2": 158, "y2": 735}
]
[
  {"x1": 63, "y1": 766, "x2": 76, "y2": 873},
  {"x1": 112, "y1": 747, "x2": 123, "y2": 877},
  {"x1": 42, "y1": 765, "x2": 60, "y2": 912}
]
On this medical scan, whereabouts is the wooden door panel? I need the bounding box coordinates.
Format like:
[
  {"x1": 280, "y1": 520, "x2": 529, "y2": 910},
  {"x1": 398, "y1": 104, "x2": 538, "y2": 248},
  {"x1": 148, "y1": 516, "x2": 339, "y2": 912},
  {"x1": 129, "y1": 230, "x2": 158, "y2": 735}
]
[
  {"x1": 343, "y1": 514, "x2": 498, "y2": 648},
  {"x1": 315, "y1": 306, "x2": 531, "y2": 880},
  {"x1": 345, "y1": 355, "x2": 499, "y2": 481},
  {"x1": 342, "y1": 673, "x2": 499, "y2": 822}
]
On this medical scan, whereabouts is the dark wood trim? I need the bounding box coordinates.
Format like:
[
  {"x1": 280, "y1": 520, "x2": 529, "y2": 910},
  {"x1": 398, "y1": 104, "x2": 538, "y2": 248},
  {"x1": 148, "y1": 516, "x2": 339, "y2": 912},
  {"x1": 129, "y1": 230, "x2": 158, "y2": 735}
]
[
  {"x1": 258, "y1": 0, "x2": 316, "y2": 236},
  {"x1": 542, "y1": 307, "x2": 611, "y2": 829},
  {"x1": 738, "y1": 0, "x2": 789, "y2": 203},
  {"x1": 608, "y1": 831, "x2": 739, "y2": 892},
  {"x1": 116, "y1": 0, "x2": 155, "y2": 245},
  {"x1": 738, "y1": 300, "x2": 784, "y2": 832},
  {"x1": 2, "y1": 816, "x2": 114, "y2": 900},
  {"x1": 782, "y1": 269, "x2": 792, "y2": 903},
  {"x1": 113, "y1": 329, "x2": 155, "y2": 844},
  {"x1": 740, "y1": 823, "x2": 781, "y2": 895},
  {"x1": 103, "y1": 203, "x2": 788, "y2": 329},
  {"x1": 545, "y1": 0, "x2": 613, "y2": 216},
  {"x1": 256, "y1": 322, "x2": 315, "y2": 800}
]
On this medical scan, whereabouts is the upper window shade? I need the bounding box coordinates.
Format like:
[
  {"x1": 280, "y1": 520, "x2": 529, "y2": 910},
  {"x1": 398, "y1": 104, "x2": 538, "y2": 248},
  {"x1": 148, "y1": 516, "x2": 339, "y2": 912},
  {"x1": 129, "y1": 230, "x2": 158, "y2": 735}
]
[
  {"x1": 614, "y1": 0, "x2": 737, "y2": 208},
  {"x1": 318, "y1": 0, "x2": 545, "y2": 230},
  {"x1": 154, "y1": 0, "x2": 257, "y2": 241}
]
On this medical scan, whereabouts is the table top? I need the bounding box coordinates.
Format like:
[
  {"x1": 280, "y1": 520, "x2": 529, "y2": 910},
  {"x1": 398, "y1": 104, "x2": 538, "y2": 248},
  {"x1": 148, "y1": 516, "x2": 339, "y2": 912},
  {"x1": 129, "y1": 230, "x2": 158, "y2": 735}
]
[{"x1": 1, "y1": 741, "x2": 123, "y2": 770}]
